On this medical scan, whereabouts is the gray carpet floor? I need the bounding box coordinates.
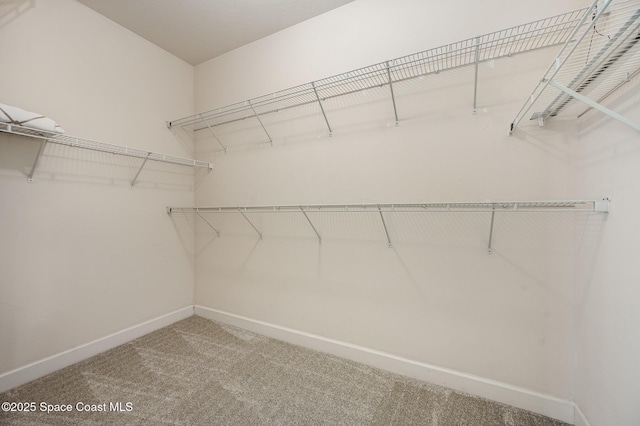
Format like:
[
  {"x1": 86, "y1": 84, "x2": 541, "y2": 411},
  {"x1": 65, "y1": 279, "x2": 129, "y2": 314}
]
[{"x1": 0, "y1": 316, "x2": 569, "y2": 425}]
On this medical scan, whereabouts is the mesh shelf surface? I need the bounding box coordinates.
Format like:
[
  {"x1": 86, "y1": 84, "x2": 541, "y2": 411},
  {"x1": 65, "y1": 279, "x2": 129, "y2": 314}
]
[
  {"x1": 511, "y1": 0, "x2": 640, "y2": 131},
  {"x1": 169, "y1": 8, "x2": 588, "y2": 136},
  {"x1": 0, "y1": 122, "x2": 213, "y2": 169}
]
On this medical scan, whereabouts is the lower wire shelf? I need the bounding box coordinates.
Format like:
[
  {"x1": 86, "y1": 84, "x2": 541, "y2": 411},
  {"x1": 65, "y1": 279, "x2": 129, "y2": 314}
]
[{"x1": 167, "y1": 199, "x2": 610, "y2": 253}]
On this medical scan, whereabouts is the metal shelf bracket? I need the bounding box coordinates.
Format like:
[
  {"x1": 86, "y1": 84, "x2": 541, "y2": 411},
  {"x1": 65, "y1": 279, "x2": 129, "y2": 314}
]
[
  {"x1": 196, "y1": 210, "x2": 221, "y2": 237},
  {"x1": 199, "y1": 114, "x2": 227, "y2": 153},
  {"x1": 378, "y1": 205, "x2": 393, "y2": 248},
  {"x1": 27, "y1": 139, "x2": 47, "y2": 182},
  {"x1": 312, "y1": 82, "x2": 333, "y2": 136},
  {"x1": 238, "y1": 208, "x2": 263, "y2": 239},
  {"x1": 386, "y1": 61, "x2": 400, "y2": 126},
  {"x1": 300, "y1": 207, "x2": 322, "y2": 244},
  {"x1": 473, "y1": 37, "x2": 481, "y2": 114},
  {"x1": 130, "y1": 152, "x2": 151, "y2": 188},
  {"x1": 549, "y1": 80, "x2": 640, "y2": 132},
  {"x1": 488, "y1": 204, "x2": 497, "y2": 255},
  {"x1": 248, "y1": 101, "x2": 273, "y2": 145}
]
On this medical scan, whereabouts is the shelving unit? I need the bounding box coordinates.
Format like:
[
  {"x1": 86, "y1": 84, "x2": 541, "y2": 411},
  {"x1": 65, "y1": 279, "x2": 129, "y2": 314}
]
[
  {"x1": 167, "y1": 199, "x2": 610, "y2": 253},
  {"x1": 0, "y1": 122, "x2": 213, "y2": 186},
  {"x1": 510, "y1": 0, "x2": 640, "y2": 134},
  {"x1": 168, "y1": 8, "x2": 589, "y2": 153}
]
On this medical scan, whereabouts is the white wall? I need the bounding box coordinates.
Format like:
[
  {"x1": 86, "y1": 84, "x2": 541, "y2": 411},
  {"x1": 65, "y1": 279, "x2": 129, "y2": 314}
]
[
  {"x1": 0, "y1": 0, "x2": 195, "y2": 375},
  {"x1": 195, "y1": 0, "x2": 590, "y2": 108},
  {"x1": 192, "y1": 0, "x2": 592, "y2": 404},
  {"x1": 573, "y1": 76, "x2": 640, "y2": 424}
]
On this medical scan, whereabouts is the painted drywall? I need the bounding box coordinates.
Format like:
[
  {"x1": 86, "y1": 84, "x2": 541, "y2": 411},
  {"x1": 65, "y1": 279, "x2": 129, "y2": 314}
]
[
  {"x1": 0, "y1": 0, "x2": 195, "y2": 376},
  {"x1": 192, "y1": 0, "x2": 594, "y2": 401},
  {"x1": 573, "y1": 76, "x2": 640, "y2": 424},
  {"x1": 195, "y1": 0, "x2": 590, "y2": 108}
]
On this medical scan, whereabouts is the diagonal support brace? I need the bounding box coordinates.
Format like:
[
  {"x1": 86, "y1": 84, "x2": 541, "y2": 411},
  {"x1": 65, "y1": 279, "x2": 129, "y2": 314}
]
[
  {"x1": 300, "y1": 207, "x2": 321, "y2": 243},
  {"x1": 199, "y1": 114, "x2": 227, "y2": 153},
  {"x1": 549, "y1": 80, "x2": 640, "y2": 132},
  {"x1": 386, "y1": 61, "x2": 400, "y2": 126},
  {"x1": 131, "y1": 152, "x2": 151, "y2": 188},
  {"x1": 196, "y1": 211, "x2": 220, "y2": 237},
  {"x1": 238, "y1": 208, "x2": 262, "y2": 239},
  {"x1": 488, "y1": 205, "x2": 496, "y2": 255},
  {"x1": 28, "y1": 139, "x2": 47, "y2": 182},
  {"x1": 378, "y1": 206, "x2": 392, "y2": 248},
  {"x1": 248, "y1": 101, "x2": 273, "y2": 145},
  {"x1": 312, "y1": 82, "x2": 332, "y2": 136}
]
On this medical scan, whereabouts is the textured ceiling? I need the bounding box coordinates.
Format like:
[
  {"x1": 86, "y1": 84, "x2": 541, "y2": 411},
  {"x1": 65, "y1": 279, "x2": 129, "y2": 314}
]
[{"x1": 77, "y1": 0, "x2": 356, "y2": 65}]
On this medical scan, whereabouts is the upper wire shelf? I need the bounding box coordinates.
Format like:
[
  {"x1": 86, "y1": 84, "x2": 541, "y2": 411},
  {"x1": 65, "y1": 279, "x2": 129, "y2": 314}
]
[
  {"x1": 0, "y1": 122, "x2": 213, "y2": 185},
  {"x1": 168, "y1": 8, "x2": 588, "y2": 150},
  {"x1": 510, "y1": 0, "x2": 640, "y2": 133}
]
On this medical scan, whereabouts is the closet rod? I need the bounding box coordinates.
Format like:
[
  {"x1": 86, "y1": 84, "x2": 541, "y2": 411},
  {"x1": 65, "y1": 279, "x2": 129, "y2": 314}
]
[{"x1": 166, "y1": 200, "x2": 610, "y2": 215}]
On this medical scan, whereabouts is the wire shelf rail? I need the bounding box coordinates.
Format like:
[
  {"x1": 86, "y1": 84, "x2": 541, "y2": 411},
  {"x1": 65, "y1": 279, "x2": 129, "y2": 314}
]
[
  {"x1": 168, "y1": 7, "x2": 588, "y2": 151},
  {"x1": 167, "y1": 199, "x2": 609, "y2": 253},
  {"x1": 0, "y1": 122, "x2": 213, "y2": 185},
  {"x1": 510, "y1": 0, "x2": 640, "y2": 134}
]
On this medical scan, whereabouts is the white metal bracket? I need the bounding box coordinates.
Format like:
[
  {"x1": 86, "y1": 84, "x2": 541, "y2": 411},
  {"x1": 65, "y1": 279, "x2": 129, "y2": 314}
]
[
  {"x1": 248, "y1": 101, "x2": 273, "y2": 145},
  {"x1": 28, "y1": 139, "x2": 47, "y2": 182},
  {"x1": 199, "y1": 114, "x2": 227, "y2": 153},
  {"x1": 488, "y1": 204, "x2": 496, "y2": 255},
  {"x1": 238, "y1": 208, "x2": 263, "y2": 239},
  {"x1": 386, "y1": 61, "x2": 400, "y2": 126},
  {"x1": 300, "y1": 207, "x2": 322, "y2": 244},
  {"x1": 549, "y1": 80, "x2": 640, "y2": 132},
  {"x1": 594, "y1": 198, "x2": 611, "y2": 213},
  {"x1": 130, "y1": 152, "x2": 151, "y2": 188},
  {"x1": 473, "y1": 37, "x2": 481, "y2": 114},
  {"x1": 196, "y1": 210, "x2": 221, "y2": 237},
  {"x1": 378, "y1": 205, "x2": 392, "y2": 248},
  {"x1": 312, "y1": 82, "x2": 333, "y2": 136}
]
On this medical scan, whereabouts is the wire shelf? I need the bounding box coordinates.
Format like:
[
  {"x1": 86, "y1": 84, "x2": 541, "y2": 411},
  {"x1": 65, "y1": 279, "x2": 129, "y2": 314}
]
[
  {"x1": 0, "y1": 122, "x2": 213, "y2": 169},
  {"x1": 168, "y1": 199, "x2": 609, "y2": 252},
  {"x1": 169, "y1": 8, "x2": 588, "y2": 143},
  {"x1": 168, "y1": 200, "x2": 608, "y2": 214},
  {"x1": 510, "y1": 0, "x2": 640, "y2": 133}
]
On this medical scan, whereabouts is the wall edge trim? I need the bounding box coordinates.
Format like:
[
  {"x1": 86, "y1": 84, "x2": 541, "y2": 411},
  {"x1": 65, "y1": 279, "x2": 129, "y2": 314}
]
[
  {"x1": 0, "y1": 306, "x2": 194, "y2": 393},
  {"x1": 195, "y1": 305, "x2": 575, "y2": 424}
]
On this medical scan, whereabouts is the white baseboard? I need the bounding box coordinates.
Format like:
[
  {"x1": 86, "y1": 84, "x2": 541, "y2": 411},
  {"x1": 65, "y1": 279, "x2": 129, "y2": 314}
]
[
  {"x1": 195, "y1": 305, "x2": 575, "y2": 424},
  {"x1": 0, "y1": 306, "x2": 194, "y2": 394},
  {"x1": 574, "y1": 404, "x2": 592, "y2": 426}
]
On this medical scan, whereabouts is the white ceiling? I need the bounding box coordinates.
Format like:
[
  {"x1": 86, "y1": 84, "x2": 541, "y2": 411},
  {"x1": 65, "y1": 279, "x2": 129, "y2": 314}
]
[{"x1": 77, "y1": 0, "x2": 356, "y2": 66}]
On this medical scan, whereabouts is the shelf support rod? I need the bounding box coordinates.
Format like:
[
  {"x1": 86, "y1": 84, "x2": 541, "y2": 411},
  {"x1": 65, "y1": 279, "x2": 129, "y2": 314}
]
[
  {"x1": 27, "y1": 139, "x2": 47, "y2": 182},
  {"x1": 549, "y1": 80, "x2": 640, "y2": 132},
  {"x1": 196, "y1": 211, "x2": 220, "y2": 237},
  {"x1": 238, "y1": 208, "x2": 262, "y2": 239},
  {"x1": 488, "y1": 204, "x2": 496, "y2": 255},
  {"x1": 300, "y1": 207, "x2": 322, "y2": 243},
  {"x1": 378, "y1": 206, "x2": 392, "y2": 248},
  {"x1": 248, "y1": 101, "x2": 273, "y2": 145},
  {"x1": 199, "y1": 114, "x2": 227, "y2": 153},
  {"x1": 509, "y1": 0, "x2": 607, "y2": 135},
  {"x1": 130, "y1": 152, "x2": 151, "y2": 188},
  {"x1": 386, "y1": 61, "x2": 399, "y2": 126},
  {"x1": 312, "y1": 82, "x2": 333, "y2": 136},
  {"x1": 473, "y1": 37, "x2": 481, "y2": 114}
]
